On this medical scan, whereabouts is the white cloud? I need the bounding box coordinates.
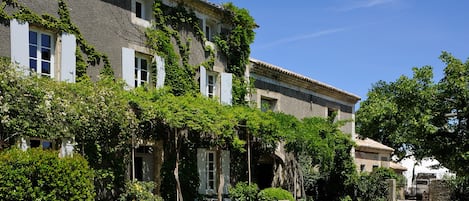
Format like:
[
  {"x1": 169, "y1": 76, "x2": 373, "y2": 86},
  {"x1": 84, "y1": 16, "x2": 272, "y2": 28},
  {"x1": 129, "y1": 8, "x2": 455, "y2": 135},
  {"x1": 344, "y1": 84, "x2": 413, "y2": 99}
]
[
  {"x1": 258, "y1": 28, "x2": 346, "y2": 49},
  {"x1": 337, "y1": 0, "x2": 396, "y2": 11}
]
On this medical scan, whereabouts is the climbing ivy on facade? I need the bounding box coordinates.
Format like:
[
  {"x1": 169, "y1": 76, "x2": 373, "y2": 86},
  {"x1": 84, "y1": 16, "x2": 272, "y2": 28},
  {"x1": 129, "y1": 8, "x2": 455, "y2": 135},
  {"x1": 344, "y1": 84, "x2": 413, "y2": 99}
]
[{"x1": 0, "y1": 0, "x2": 113, "y2": 78}]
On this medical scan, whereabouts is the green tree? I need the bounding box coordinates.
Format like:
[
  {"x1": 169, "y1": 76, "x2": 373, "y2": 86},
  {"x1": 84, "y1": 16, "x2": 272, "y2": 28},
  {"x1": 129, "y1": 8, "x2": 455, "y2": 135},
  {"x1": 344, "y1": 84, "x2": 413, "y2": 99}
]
[
  {"x1": 356, "y1": 52, "x2": 468, "y2": 176},
  {"x1": 286, "y1": 117, "x2": 357, "y2": 201}
]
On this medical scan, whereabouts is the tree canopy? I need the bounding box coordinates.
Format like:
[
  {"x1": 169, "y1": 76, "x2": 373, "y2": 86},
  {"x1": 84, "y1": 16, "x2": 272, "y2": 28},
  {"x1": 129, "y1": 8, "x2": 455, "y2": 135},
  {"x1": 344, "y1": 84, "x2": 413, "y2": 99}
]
[{"x1": 356, "y1": 52, "x2": 469, "y2": 176}]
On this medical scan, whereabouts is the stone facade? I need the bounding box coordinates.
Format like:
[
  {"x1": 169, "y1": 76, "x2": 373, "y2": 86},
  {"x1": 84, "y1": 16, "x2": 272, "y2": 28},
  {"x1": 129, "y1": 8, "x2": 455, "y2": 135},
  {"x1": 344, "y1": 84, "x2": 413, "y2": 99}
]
[{"x1": 248, "y1": 58, "x2": 360, "y2": 135}]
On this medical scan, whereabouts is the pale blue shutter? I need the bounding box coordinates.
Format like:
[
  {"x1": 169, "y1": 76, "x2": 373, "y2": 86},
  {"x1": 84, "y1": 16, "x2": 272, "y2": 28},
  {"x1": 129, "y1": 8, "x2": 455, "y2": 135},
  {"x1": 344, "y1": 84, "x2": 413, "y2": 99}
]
[
  {"x1": 60, "y1": 33, "x2": 76, "y2": 83},
  {"x1": 122, "y1": 47, "x2": 135, "y2": 88},
  {"x1": 220, "y1": 73, "x2": 233, "y2": 105},
  {"x1": 155, "y1": 55, "x2": 165, "y2": 88},
  {"x1": 221, "y1": 150, "x2": 230, "y2": 194},
  {"x1": 199, "y1": 66, "x2": 207, "y2": 96},
  {"x1": 10, "y1": 19, "x2": 29, "y2": 72},
  {"x1": 197, "y1": 148, "x2": 207, "y2": 194}
]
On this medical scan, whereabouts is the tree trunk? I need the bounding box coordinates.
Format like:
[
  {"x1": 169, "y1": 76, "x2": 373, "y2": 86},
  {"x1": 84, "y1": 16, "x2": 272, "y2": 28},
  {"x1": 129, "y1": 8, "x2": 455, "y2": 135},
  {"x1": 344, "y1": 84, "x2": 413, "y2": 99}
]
[{"x1": 174, "y1": 128, "x2": 183, "y2": 201}]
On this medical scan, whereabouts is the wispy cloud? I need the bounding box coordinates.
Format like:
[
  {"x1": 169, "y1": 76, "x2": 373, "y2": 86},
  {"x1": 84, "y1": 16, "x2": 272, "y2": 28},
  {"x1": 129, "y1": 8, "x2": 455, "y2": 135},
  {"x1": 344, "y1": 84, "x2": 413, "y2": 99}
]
[
  {"x1": 336, "y1": 0, "x2": 396, "y2": 12},
  {"x1": 257, "y1": 28, "x2": 346, "y2": 49}
]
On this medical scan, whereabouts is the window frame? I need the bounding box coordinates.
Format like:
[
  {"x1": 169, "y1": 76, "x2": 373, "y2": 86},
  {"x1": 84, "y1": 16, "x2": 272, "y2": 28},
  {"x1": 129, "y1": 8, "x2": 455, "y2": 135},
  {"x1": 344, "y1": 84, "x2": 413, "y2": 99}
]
[
  {"x1": 29, "y1": 29, "x2": 55, "y2": 78},
  {"x1": 135, "y1": 0, "x2": 144, "y2": 19},
  {"x1": 29, "y1": 138, "x2": 55, "y2": 150},
  {"x1": 131, "y1": 0, "x2": 152, "y2": 27},
  {"x1": 260, "y1": 97, "x2": 277, "y2": 112},
  {"x1": 134, "y1": 53, "x2": 150, "y2": 87},
  {"x1": 206, "y1": 150, "x2": 217, "y2": 192},
  {"x1": 134, "y1": 145, "x2": 154, "y2": 182},
  {"x1": 207, "y1": 73, "x2": 217, "y2": 98}
]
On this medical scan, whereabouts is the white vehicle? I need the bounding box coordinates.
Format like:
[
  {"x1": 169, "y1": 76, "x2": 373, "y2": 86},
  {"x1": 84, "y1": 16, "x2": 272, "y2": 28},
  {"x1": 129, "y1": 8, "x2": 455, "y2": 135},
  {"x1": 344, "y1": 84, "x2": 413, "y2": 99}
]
[{"x1": 406, "y1": 173, "x2": 436, "y2": 200}]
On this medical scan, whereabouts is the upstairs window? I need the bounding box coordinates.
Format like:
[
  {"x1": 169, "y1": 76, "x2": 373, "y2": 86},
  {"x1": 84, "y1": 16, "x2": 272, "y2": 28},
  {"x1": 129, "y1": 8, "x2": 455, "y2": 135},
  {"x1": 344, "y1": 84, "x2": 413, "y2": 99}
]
[
  {"x1": 261, "y1": 97, "x2": 277, "y2": 112},
  {"x1": 135, "y1": 1, "x2": 143, "y2": 18},
  {"x1": 204, "y1": 19, "x2": 218, "y2": 42},
  {"x1": 133, "y1": 0, "x2": 151, "y2": 21},
  {"x1": 207, "y1": 74, "x2": 216, "y2": 98},
  {"x1": 29, "y1": 30, "x2": 54, "y2": 77},
  {"x1": 360, "y1": 164, "x2": 366, "y2": 172},
  {"x1": 327, "y1": 107, "x2": 339, "y2": 122},
  {"x1": 134, "y1": 55, "x2": 149, "y2": 87}
]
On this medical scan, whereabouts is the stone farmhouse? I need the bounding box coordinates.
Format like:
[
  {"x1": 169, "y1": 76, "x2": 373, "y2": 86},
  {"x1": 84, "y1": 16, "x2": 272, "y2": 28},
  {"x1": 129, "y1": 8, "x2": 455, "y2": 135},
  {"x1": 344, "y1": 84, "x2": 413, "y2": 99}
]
[{"x1": 1, "y1": 0, "x2": 362, "y2": 200}]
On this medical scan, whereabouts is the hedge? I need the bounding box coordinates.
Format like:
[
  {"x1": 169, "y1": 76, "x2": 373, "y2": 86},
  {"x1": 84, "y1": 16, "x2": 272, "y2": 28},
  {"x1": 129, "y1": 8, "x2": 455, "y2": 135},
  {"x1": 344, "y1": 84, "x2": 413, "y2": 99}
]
[{"x1": 0, "y1": 148, "x2": 95, "y2": 200}]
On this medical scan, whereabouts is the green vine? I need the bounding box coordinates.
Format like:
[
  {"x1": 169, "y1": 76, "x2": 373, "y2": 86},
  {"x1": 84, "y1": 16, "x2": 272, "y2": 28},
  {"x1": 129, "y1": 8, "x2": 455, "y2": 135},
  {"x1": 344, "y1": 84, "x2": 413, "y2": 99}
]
[
  {"x1": 0, "y1": 0, "x2": 114, "y2": 79},
  {"x1": 146, "y1": 0, "x2": 216, "y2": 96},
  {"x1": 215, "y1": 3, "x2": 257, "y2": 105}
]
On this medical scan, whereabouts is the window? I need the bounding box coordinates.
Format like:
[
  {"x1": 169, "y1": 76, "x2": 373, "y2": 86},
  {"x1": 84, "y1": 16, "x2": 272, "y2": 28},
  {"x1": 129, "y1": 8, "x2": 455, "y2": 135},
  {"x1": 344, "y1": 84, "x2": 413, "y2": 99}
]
[
  {"x1": 207, "y1": 73, "x2": 216, "y2": 98},
  {"x1": 327, "y1": 107, "x2": 340, "y2": 122},
  {"x1": 261, "y1": 97, "x2": 277, "y2": 112},
  {"x1": 206, "y1": 151, "x2": 216, "y2": 191},
  {"x1": 372, "y1": 165, "x2": 379, "y2": 170},
  {"x1": 134, "y1": 145, "x2": 154, "y2": 181},
  {"x1": 204, "y1": 19, "x2": 218, "y2": 42},
  {"x1": 197, "y1": 148, "x2": 230, "y2": 195},
  {"x1": 134, "y1": 55, "x2": 149, "y2": 87},
  {"x1": 131, "y1": 0, "x2": 152, "y2": 27},
  {"x1": 29, "y1": 138, "x2": 54, "y2": 150},
  {"x1": 327, "y1": 108, "x2": 335, "y2": 118},
  {"x1": 360, "y1": 164, "x2": 366, "y2": 172},
  {"x1": 381, "y1": 156, "x2": 388, "y2": 161},
  {"x1": 135, "y1": 1, "x2": 143, "y2": 19},
  {"x1": 29, "y1": 30, "x2": 54, "y2": 77}
]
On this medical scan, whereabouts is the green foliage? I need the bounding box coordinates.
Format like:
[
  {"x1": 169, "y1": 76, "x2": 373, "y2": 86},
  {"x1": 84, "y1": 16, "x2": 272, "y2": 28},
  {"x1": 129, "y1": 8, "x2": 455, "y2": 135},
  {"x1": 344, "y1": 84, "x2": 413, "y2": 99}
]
[
  {"x1": 216, "y1": 3, "x2": 257, "y2": 105},
  {"x1": 0, "y1": 148, "x2": 95, "y2": 200},
  {"x1": 0, "y1": 62, "x2": 136, "y2": 200},
  {"x1": 448, "y1": 176, "x2": 469, "y2": 201},
  {"x1": 229, "y1": 182, "x2": 259, "y2": 201},
  {"x1": 356, "y1": 66, "x2": 436, "y2": 160},
  {"x1": 145, "y1": 0, "x2": 212, "y2": 95},
  {"x1": 355, "y1": 168, "x2": 398, "y2": 201},
  {"x1": 340, "y1": 196, "x2": 353, "y2": 201},
  {"x1": 118, "y1": 181, "x2": 163, "y2": 201},
  {"x1": 258, "y1": 187, "x2": 295, "y2": 201},
  {"x1": 290, "y1": 117, "x2": 357, "y2": 201},
  {"x1": 357, "y1": 52, "x2": 469, "y2": 175}
]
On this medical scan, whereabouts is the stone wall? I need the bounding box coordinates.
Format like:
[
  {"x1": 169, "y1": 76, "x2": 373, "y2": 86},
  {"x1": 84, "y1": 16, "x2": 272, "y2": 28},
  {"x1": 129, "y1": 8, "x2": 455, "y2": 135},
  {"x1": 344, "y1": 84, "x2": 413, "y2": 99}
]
[{"x1": 429, "y1": 180, "x2": 451, "y2": 201}]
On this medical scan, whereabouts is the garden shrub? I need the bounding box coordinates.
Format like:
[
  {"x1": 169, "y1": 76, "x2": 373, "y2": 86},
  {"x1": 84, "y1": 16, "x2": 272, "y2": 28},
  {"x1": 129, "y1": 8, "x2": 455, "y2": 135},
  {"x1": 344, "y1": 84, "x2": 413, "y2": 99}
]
[
  {"x1": 229, "y1": 182, "x2": 259, "y2": 201},
  {"x1": 118, "y1": 181, "x2": 163, "y2": 201},
  {"x1": 449, "y1": 176, "x2": 469, "y2": 201},
  {"x1": 0, "y1": 148, "x2": 95, "y2": 200},
  {"x1": 258, "y1": 187, "x2": 294, "y2": 201},
  {"x1": 355, "y1": 167, "x2": 398, "y2": 201}
]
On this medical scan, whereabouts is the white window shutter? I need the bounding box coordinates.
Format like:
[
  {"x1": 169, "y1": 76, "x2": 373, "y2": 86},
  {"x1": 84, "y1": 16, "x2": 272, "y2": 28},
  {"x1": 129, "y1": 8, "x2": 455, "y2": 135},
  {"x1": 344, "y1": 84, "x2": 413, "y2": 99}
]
[
  {"x1": 155, "y1": 55, "x2": 165, "y2": 88},
  {"x1": 197, "y1": 148, "x2": 207, "y2": 194},
  {"x1": 122, "y1": 47, "x2": 135, "y2": 88},
  {"x1": 199, "y1": 66, "x2": 207, "y2": 96},
  {"x1": 19, "y1": 137, "x2": 28, "y2": 151},
  {"x1": 59, "y1": 138, "x2": 74, "y2": 157},
  {"x1": 220, "y1": 73, "x2": 233, "y2": 105},
  {"x1": 60, "y1": 33, "x2": 76, "y2": 83},
  {"x1": 10, "y1": 19, "x2": 29, "y2": 72},
  {"x1": 221, "y1": 150, "x2": 230, "y2": 194}
]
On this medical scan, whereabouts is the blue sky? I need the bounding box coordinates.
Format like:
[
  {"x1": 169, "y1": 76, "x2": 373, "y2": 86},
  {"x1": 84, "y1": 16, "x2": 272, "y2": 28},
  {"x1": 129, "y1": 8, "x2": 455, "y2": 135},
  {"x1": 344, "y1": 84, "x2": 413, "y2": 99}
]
[{"x1": 210, "y1": 0, "x2": 469, "y2": 105}]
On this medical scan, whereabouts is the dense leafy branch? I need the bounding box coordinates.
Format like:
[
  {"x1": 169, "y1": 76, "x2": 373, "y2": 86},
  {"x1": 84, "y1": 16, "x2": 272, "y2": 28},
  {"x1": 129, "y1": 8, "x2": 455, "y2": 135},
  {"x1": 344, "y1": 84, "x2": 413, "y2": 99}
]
[{"x1": 357, "y1": 52, "x2": 469, "y2": 176}]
